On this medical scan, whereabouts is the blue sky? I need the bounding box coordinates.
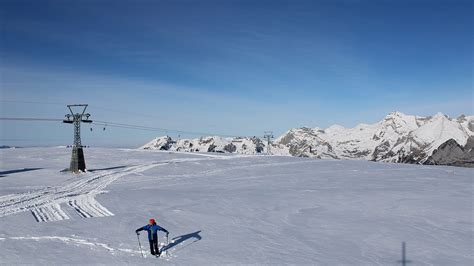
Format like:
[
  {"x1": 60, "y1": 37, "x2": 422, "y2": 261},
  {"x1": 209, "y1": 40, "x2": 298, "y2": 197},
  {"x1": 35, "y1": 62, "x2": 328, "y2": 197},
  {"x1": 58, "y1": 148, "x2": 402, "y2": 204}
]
[{"x1": 1, "y1": 0, "x2": 472, "y2": 147}]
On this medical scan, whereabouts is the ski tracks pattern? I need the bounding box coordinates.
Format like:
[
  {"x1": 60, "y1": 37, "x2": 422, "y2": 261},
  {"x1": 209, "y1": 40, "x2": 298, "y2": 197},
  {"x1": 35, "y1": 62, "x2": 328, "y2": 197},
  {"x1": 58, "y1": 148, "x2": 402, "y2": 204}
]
[
  {"x1": 0, "y1": 235, "x2": 142, "y2": 256},
  {"x1": 0, "y1": 156, "x2": 247, "y2": 222},
  {"x1": 0, "y1": 163, "x2": 158, "y2": 222}
]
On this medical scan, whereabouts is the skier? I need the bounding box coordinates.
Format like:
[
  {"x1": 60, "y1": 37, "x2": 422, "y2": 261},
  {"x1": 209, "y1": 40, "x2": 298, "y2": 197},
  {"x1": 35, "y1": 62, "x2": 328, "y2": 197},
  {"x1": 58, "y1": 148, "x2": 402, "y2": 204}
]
[{"x1": 136, "y1": 218, "x2": 169, "y2": 256}]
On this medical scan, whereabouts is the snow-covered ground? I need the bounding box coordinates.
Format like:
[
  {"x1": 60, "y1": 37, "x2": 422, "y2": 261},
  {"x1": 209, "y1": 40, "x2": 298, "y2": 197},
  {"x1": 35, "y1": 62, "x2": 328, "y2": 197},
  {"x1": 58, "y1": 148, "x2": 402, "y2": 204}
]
[{"x1": 0, "y1": 147, "x2": 472, "y2": 265}]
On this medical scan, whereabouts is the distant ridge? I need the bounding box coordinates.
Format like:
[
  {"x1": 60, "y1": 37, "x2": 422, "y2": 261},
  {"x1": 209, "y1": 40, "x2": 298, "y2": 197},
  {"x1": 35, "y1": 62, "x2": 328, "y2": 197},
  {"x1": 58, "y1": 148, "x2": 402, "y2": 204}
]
[{"x1": 141, "y1": 112, "x2": 474, "y2": 167}]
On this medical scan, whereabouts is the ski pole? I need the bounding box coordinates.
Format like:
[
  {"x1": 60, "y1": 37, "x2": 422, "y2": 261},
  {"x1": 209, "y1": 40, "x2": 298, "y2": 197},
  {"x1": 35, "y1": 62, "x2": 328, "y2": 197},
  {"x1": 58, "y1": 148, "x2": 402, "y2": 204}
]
[
  {"x1": 165, "y1": 234, "x2": 169, "y2": 255},
  {"x1": 137, "y1": 234, "x2": 144, "y2": 257}
]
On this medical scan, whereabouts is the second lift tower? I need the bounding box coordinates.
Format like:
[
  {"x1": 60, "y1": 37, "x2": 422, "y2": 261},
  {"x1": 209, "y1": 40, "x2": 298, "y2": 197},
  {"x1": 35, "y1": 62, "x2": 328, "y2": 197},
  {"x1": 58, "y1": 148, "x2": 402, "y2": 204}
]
[
  {"x1": 63, "y1": 104, "x2": 92, "y2": 173},
  {"x1": 264, "y1": 131, "x2": 274, "y2": 155}
]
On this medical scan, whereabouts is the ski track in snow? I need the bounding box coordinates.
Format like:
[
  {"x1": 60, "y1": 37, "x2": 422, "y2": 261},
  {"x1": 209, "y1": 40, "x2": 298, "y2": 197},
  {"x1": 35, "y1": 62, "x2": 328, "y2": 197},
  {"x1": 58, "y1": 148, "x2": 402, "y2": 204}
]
[
  {"x1": 0, "y1": 235, "x2": 183, "y2": 260},
  {"x1": 0, "y1": 235, "x2": 142, "y2": 256},
  {"x1": 0, "y1": 158, "x2": 214, "y2": 222}
]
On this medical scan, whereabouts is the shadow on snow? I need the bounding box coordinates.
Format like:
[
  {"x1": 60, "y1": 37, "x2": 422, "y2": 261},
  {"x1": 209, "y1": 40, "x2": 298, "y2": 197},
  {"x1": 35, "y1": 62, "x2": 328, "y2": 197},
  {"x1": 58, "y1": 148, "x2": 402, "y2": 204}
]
[
  {"x1": 163, "y1": 230, "x2": 202, "y2": 252},
  {"x1": 0, "y1": 168, "x2": 43, "y2": 177}
]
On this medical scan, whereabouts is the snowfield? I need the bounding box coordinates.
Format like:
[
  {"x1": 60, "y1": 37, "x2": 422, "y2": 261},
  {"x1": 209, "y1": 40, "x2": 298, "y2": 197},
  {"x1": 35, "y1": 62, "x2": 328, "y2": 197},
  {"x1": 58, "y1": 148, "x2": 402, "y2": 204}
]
[{"x1": 0, "y1": 147, "x2": 472, "y2": 265}]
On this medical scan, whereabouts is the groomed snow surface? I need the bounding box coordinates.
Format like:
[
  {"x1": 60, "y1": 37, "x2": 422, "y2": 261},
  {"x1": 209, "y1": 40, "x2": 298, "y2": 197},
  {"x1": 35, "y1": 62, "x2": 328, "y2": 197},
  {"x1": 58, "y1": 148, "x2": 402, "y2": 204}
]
[{"x1": 0, "y1": 147, "x2": 472, "y2": 265}]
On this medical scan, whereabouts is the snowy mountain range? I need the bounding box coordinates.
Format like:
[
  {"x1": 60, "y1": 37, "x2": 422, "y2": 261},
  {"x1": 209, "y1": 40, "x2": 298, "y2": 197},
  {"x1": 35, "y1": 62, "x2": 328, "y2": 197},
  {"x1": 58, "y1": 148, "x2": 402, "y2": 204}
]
[
  {"x1": 141, "y1": 112, "x2": 474, "y2": 167},
  {"x1": 141, "y1": 136, "x2": 266, "y2": 155}
]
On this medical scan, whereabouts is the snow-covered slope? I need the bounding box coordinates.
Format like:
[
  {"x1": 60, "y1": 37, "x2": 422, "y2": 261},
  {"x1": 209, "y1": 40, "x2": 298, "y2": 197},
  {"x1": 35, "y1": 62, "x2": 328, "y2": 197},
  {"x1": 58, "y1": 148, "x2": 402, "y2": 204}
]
[
  {"x1": 142, "y1": 112, "x2": 473, "y2": 166},
  {"x1": 0, "y1": 148, "x2": 472, "y2": 264},
  {"x1": 273, "y1": 112, "x2": 474, "y2": 165},
  {"x1": 385, "y1": 113, "x2": 472, "y2": 164}
]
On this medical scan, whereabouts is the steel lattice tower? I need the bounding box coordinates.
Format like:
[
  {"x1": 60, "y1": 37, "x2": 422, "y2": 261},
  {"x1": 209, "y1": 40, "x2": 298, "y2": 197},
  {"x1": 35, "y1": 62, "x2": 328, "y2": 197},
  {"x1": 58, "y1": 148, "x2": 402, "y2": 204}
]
[
  {"x1": 63, "y1": 104, "x2": 92, "y2": 173},
  {"x1": 264, "y1": 131, "x2": 274, "y2": 155}
]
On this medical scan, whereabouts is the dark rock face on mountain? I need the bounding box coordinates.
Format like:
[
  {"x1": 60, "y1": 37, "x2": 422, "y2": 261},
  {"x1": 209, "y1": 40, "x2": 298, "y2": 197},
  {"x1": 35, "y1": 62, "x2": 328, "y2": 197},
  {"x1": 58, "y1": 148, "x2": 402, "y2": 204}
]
[{"x1": 425, "y1": 137, "x2": 474, "y2": 167}]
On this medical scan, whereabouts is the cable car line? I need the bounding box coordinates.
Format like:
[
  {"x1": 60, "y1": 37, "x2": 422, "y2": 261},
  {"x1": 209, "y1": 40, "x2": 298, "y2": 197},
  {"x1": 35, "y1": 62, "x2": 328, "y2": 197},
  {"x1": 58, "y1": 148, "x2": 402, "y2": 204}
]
[{"x1": 0, "y1": 117, "x2": 238, "y2": 138}]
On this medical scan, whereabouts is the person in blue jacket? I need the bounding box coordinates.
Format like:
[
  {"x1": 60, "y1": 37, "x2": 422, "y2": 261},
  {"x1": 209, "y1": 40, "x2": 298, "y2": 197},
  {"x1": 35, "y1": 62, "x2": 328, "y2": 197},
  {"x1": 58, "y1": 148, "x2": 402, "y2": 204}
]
[{"x1": 136, "y1": 218, "x2": 169, "y2": 256}]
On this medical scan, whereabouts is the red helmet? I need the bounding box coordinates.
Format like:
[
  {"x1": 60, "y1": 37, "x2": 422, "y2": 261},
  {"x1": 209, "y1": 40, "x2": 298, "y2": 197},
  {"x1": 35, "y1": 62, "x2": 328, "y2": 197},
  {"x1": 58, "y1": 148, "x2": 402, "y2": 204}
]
[{"x1": 149, "y1": 218, "x2": 155, "y2": 224}]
